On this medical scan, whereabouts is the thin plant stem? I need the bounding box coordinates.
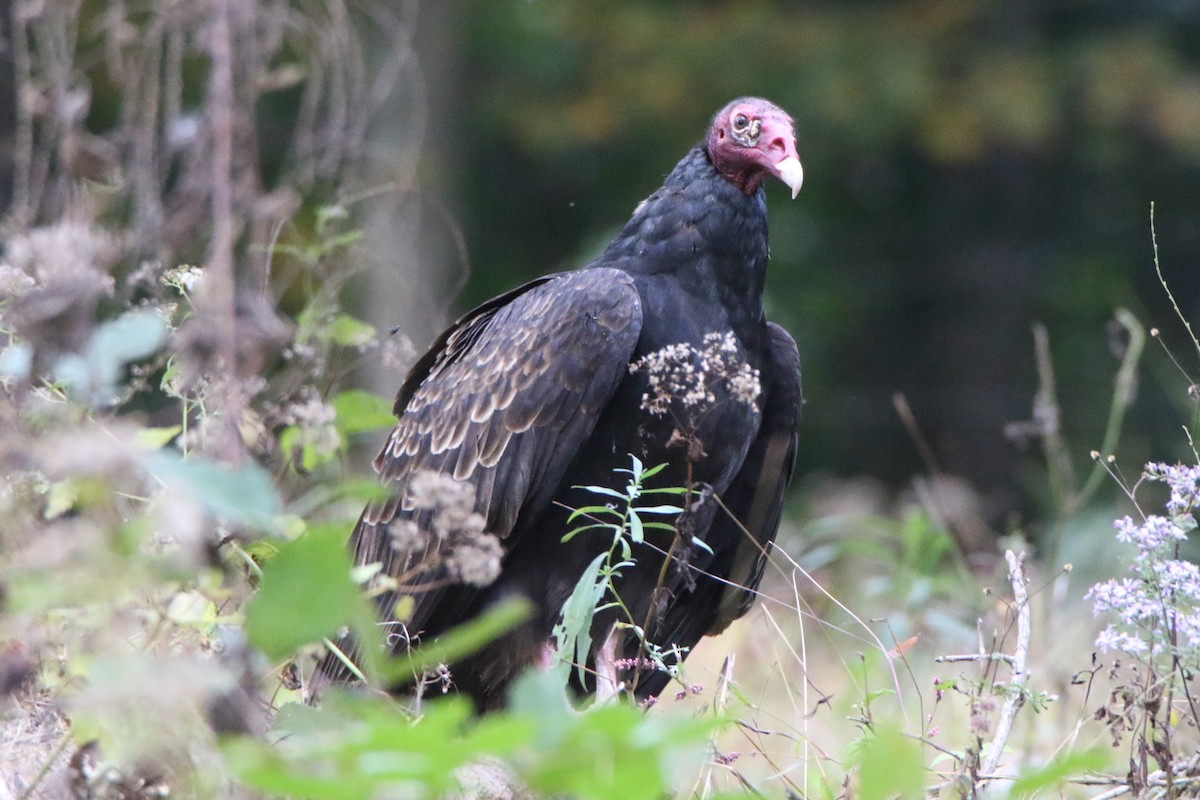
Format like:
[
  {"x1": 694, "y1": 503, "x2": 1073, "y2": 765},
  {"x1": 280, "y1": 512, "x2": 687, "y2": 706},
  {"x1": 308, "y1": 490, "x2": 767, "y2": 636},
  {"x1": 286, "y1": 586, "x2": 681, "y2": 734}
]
[{"x1": 1151, "y1": 202, "x2": 1200, "y2": 366}]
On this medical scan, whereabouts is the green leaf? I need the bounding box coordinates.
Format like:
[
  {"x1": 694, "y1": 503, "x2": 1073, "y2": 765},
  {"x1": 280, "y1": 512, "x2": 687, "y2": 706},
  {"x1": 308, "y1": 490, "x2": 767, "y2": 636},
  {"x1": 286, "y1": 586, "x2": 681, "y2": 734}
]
[
  {"x1": 857, "y1": 726, "x2": 924, "y2": 800},
  {"x1": 628, "y1": 509, "x2": 644, "y2": 543},
  {"x1": 160, "y1": 358, "x2": 182, "y2": 393},
  {"x1": 56, "y1": 310, "x2": 169, "y2": 405},
  {"x1": 243, "y1": 530, "x2": 369, "y2": 662},
  {"x1": 322, "y1": 229, "x2": 365, "y2": 252},
  {"x1": 165, "y1": 591, "x2": 218, "y2": 632},
  {"x1": 561, "y1": 522, "x2": 614, "y2": 543},
  {"x1": 632, "y1": 504, "x2": 683, "y2": 514},
  {"x1": 226, "y1": 693, "x2": 534, "y2": 800},
  {"x1": 326, "y1": 313, "x2": 376, "y2": 347},
  {"x1": 0, "y1": 343, "x2": 31, "y2": 380},
  {"x1": 551, "y1": 552, "x2": 607, "y2": 687},
  {"x1": 574, "y1": 484, "x2": 627, "y2": 499},
  {"x1": 349, "y1": 561, "x2": 383, "y2": 585},
  {"x1": 331, "y1": 388, "x2": 395, "y2": 434},
  {"x1": 279, "y1": 425, "x2": 337, "y2": 471},
  {"x1": 639, "y1": 461, "x2": 668, "y2": 481},
  {"x1": 567, "y1": 504, "x2": 621, "y2": 522},
  {"x1": 143, "y1": 451, "x2": 280, "y2": 529},
  {"x1": 89, "y1": 310, "x2": 169, "y2": 367},
  {"x1": 507, "y1": 668, "x2": 719, "y2": 800},
  {"x1": 134, "y1": 424, "x2": 182, "y2": 450},
  {"x1": 1006, "y1": 749, "x2": 1107, "y2": 798},
  {"x1": 44, "y1": 480, "x2": 78, "y2": 519},
  {"x1": 314, "y1": 203, "x2": 349, "y2": 234},
  {"x1": 507, "y1": 668, "x2": 575, "y2": 747},
  {"x1": 514, "y1": 697, "x2": 717, "y2": 800}
]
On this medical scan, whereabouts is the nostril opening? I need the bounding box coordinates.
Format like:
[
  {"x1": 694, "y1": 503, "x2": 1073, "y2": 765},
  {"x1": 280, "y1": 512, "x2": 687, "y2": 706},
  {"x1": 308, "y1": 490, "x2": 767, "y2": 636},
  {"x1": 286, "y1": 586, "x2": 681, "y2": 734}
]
[{"x1": 768, "y1": 137, "x2": 786, "y2": 153}]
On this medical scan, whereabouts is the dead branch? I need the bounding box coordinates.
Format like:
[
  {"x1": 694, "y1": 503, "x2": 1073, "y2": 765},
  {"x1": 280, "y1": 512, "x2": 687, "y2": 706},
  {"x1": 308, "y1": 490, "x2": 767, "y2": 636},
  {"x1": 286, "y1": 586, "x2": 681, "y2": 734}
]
[
  {"x1": 934, "y1": 653, "x2": 1016, "y2": 665},
  {"x1": 980, "y1": 550, "x2": 1031, "y2": 785}
]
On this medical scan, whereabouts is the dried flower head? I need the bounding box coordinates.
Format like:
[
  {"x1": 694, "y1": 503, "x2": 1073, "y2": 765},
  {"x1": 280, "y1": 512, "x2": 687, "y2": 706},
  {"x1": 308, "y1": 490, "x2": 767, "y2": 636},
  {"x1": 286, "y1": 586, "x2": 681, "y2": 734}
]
[
  {"x1": 390, "y1": 471, "x2": 503, "y2": 589},
  {"x1": 407, "y1": 470, "x2": 474, "y2": 512},
  {"x1": 629, "y1": 331, "x2": 761, "y2": 420},
  {"x1": 380, "y1": 333, "x2": 418, "y2": 370},
  {"x1": 388, "y1": 520, "x2": 428, "y2": 553},
  {"x1": 5, "y1": 222, "x2": 117, "y2": 294},
  {"x1": 444, "y1": 532, "x2": 503, "y2": 587}
]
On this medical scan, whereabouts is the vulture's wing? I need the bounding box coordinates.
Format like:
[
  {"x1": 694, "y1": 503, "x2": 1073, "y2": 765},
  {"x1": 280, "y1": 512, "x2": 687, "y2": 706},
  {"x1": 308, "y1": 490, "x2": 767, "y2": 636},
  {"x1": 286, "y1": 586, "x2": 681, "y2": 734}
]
[
  {"x1": 633, "y1": 322, "x2": 801, "y2": 698},
  {"x1": 315, "y1": 267, "x2": 642, "y2": 689},
  {"x1": 705, "y1": 323, "x2": 802, "y2": 631}
]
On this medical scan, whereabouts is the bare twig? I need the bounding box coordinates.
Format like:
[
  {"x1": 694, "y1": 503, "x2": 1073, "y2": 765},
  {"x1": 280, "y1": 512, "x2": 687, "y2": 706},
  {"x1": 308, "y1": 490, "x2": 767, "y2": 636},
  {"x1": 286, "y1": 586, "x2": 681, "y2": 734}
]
[
  {"x1": 933, "y1": 653, "x2": 1016, "y2": 665},
  {"x1": 979, "y1": 550, "x2": 1031, "y2": 783},
  {"x1": 1087, "y1": 786, "x2": 1131, "y2": 800},
  {"x1": 893, "y1": 392, "x2": 942, "y2": 476},
  {"x1": 1080, "y1": 759, "x2": 1200, "y2": 800},
  {"x1": 1151, "y1": 202, "x2": 1200, "y2": 366}
]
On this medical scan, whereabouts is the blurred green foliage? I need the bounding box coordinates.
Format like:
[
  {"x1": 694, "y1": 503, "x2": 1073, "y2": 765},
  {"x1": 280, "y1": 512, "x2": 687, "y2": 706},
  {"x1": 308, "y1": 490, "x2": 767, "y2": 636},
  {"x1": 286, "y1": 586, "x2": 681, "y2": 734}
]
[{"x1": 225, "y1": 668, "x2": 715, "y2": 800}]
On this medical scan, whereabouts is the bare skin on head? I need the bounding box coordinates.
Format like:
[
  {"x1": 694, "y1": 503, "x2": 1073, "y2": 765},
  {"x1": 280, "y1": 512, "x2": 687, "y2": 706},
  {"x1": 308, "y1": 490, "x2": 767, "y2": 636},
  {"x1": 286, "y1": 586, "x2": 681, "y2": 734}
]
[{"x1": 705, "y1": 97, "x2": 804, "y2": 198}]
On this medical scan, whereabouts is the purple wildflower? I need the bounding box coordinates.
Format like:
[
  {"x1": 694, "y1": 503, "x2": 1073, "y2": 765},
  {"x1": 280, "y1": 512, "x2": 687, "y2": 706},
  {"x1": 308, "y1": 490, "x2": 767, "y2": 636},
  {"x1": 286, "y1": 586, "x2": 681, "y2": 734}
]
[
  {"x1": 1145, "y1": 462, "x2": 1200, "y2": 519},
  {"x1": 1088, "y1": 462, "x2": 1200, "y2": 661}
]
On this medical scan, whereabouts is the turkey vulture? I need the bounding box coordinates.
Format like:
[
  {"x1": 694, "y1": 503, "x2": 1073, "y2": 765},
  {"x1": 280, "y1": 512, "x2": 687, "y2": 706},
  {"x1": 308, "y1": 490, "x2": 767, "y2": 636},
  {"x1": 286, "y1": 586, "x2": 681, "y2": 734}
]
[{"x1": 315, "y1": 97, "x2": 804, "y2": 709}]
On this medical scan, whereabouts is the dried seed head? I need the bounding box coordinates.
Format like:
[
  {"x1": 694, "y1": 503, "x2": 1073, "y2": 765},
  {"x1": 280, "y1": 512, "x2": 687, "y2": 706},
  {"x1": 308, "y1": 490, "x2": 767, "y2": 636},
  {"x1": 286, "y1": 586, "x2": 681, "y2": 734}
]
[
  {"x1": 629, "y1": 332, "x2": 760, "y2": 421},
  {"x1": 388, "y1": 520, "x2": 428, "y2": 553},
  {"x1": 408, "y1": 470, "x2": 473, "y2": 512},
  {"x1": 444, "y1": 532, "x2": 503, "y2": 587}
]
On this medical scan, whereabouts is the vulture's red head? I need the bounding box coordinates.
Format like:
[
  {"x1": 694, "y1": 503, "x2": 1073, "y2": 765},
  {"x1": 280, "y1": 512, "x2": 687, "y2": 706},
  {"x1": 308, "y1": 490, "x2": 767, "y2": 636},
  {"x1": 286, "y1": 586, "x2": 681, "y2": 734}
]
[{"x1": 706, "y1": 97, "x2": 803, "y2": 199}]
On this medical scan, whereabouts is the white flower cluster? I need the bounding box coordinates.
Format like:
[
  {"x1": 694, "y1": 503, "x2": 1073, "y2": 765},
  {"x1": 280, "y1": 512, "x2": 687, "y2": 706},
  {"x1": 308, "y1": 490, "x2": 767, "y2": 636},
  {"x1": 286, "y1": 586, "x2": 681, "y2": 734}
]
[
  {"x1": 1088, "y1": 462, "x2": 1200, "y2": 660},
  {"x1": 629, "y1": 331, "x2": 761, "y2": 419},
  {"x1": 161, "y1": 264, "x2": 207, "y2": 295},
  {"x1": 281, "y1": 388, "x2": 340, "y2": 458}
]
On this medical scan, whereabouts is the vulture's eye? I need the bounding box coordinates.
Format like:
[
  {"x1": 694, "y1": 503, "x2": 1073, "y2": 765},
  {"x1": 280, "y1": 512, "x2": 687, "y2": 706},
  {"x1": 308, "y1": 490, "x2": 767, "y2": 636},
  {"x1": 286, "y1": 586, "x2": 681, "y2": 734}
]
[{"x1": 733, "y1": 113, "x2": 750, "y2": 130}]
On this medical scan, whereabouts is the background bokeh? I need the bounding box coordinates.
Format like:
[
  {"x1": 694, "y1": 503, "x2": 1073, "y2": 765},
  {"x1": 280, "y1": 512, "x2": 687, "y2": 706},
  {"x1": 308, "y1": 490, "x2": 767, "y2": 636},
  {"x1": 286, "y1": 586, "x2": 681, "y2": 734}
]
[{"x1": 409, "y1": 1, "x2": 1200, "y2": 531}]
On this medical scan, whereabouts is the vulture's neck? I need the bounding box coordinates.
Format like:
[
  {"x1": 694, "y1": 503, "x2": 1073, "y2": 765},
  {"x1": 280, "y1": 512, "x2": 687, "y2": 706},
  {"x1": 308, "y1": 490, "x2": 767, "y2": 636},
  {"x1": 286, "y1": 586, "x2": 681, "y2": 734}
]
[{"x1": 600, "y1": 146, "x2": 771, "y2": 317}]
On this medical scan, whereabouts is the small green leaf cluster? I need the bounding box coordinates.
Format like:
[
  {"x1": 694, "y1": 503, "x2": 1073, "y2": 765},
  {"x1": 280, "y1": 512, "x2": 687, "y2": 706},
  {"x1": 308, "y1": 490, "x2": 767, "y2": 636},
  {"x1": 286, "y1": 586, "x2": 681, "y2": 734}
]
[{"x1": 554, "y1": 456, "x2": 687, "y2": 689}]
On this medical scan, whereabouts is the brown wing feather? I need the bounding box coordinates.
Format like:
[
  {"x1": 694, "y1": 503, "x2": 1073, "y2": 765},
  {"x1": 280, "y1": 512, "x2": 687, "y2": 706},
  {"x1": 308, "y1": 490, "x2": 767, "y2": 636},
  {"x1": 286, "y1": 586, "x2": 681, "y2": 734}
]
[
  {"x1": 314, "y1": 268, "x2": 642, "y2": 692},
  {"x1": 367, "y1": 268, "x2": 640, "y2": 536}
]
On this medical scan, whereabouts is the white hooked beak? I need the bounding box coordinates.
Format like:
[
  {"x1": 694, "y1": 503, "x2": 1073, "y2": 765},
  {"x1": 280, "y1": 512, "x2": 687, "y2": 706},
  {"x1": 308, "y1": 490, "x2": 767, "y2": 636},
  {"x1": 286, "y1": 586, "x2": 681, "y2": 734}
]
[{"x1": 775, "y1": 156, "x2": 804, "y2": 199}]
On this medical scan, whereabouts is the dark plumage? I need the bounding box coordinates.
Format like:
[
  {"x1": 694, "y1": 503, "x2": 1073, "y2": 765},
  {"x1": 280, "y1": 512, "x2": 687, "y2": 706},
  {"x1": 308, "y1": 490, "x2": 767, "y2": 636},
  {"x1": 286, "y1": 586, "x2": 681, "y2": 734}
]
[{"x1": 314, "y1": 97, "x2": 805, "y2": 709}]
